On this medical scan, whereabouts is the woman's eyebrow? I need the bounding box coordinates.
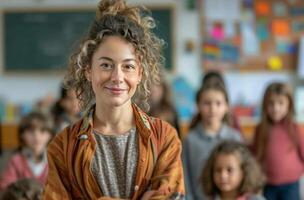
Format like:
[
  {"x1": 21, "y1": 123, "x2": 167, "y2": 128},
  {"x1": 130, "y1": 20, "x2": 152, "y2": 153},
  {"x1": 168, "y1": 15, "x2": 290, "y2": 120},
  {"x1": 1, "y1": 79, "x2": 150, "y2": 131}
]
[
  {"x1": 98, "y1": 57, "x2": 136, "y2": 62},
  {"x1": 98, "y1": 56, "x2": 113, "y2": 61}
]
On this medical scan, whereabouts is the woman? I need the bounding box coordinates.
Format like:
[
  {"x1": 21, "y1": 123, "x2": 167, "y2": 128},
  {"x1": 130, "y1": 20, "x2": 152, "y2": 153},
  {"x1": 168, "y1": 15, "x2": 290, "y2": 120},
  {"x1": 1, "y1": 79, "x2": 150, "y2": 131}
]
[{"x1": 43, "y1": 0, "x2": 184, "y2": 199}]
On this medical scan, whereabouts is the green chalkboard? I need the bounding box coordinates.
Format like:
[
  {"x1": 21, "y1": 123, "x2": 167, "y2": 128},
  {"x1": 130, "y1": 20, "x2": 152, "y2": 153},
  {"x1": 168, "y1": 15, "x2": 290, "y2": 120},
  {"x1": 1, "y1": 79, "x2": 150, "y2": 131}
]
[{"x1": 3, "y1": 7, "x2": 173, "y2": 72}]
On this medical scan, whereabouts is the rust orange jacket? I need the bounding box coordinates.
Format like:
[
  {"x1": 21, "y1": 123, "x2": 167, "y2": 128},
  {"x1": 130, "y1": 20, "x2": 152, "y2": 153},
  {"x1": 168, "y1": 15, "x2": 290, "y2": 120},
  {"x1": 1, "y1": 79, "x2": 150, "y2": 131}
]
[{"x1": 43, "y1": 104, "x2": 185, "y2": 200}]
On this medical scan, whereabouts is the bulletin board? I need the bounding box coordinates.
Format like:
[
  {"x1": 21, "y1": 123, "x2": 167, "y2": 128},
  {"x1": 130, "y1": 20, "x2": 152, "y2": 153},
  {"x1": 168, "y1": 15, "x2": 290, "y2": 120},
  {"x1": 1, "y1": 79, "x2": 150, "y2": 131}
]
[
  {"x1": 200, "y1": 0, "x2": 304, "y2": 71},
  {"x1": 2, "y1": 6, "x2": 174, "y2": 72}
]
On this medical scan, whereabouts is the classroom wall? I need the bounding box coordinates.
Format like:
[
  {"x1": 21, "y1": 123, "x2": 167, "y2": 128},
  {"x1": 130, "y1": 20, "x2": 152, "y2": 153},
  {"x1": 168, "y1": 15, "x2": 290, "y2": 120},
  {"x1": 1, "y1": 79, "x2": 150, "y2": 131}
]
[
  {"x1": 0, "y1": 0, "x2": 203, "y2": 104},
  {"x1": 0, "y1": 0, "x2": 293, "y2": 107}
]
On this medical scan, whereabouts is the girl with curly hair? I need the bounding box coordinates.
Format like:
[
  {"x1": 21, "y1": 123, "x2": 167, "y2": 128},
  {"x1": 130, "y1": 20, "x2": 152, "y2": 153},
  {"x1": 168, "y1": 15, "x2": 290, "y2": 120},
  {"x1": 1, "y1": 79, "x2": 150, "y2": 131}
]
[
  {"x1": 202, "y1": 141, "x2": 265, "y2": 200},
  {"x1": 43, "y1": 0, "x2": 184, "y2": 199}
]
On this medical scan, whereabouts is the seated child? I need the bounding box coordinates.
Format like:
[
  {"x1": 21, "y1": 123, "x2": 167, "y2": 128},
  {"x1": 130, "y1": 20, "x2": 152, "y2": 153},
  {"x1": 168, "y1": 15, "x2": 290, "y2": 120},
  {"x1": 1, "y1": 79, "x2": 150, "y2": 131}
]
[
  {"x1": 51, "y1": 84, "x2": 81, "y2": 133},
  {"x1": 0, "y1": 112, "x2": 54, "y2": 190}
]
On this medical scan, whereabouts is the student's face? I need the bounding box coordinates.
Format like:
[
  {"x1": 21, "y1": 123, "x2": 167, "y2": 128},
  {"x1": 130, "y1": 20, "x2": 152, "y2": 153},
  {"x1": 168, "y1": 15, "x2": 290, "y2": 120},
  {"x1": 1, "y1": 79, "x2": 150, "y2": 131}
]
[
  {"x1": 266, "y1": 94, "x2": 290, "y2": 123},
  {"x1": 86, "y1": 36, "x2": 142, "y2": 108},
  {"x1": 22, "y1": 128, "x2": 52, "y2": 156},
  {"x1": 198, "y1": 90, "x2": 228, "y2": 125},
  {"x1": 150, "y1": 84, "x2": 164, "y2": 105},
  {"x1": 213, "y1": 153, "x2": 243, "y2": 196},
  {"x1": 61, "y1": 90, "x2": 80, "y2": 116}
]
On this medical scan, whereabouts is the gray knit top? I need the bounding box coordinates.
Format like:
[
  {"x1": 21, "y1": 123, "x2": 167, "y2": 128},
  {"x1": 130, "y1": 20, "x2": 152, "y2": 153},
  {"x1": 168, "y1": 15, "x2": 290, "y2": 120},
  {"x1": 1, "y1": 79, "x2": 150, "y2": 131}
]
[{"x1": 91, "y1": 128, "x2": 138, "y2": 198}]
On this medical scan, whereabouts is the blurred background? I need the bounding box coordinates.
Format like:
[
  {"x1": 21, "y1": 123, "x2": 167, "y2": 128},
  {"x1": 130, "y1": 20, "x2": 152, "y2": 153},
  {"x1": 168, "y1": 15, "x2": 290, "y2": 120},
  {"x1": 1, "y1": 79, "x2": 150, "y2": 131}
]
[{"x1": 0, "y1": 0, "x2": 304, "y2": 152}]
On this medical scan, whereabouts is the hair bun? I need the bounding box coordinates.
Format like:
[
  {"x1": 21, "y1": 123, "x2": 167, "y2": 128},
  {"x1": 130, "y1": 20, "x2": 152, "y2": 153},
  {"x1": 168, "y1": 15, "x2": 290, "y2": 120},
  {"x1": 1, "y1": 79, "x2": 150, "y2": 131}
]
[{"x1": 96, "y1": 0, "x2": 127, "y2": 20}]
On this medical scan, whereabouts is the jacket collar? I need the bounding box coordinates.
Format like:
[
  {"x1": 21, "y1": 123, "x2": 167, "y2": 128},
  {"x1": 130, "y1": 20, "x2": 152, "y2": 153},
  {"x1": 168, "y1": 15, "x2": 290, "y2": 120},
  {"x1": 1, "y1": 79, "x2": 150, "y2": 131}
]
[{"x1": 77, "y1": 103, "x2": 152, "y2": 143}]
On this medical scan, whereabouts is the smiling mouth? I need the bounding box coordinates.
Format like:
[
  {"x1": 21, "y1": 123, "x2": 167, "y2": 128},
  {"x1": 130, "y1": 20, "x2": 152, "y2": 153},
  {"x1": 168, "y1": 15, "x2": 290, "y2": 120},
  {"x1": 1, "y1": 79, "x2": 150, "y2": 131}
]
[{"x1": 105, "y1": 87, "x2": 127, "y2": 94}]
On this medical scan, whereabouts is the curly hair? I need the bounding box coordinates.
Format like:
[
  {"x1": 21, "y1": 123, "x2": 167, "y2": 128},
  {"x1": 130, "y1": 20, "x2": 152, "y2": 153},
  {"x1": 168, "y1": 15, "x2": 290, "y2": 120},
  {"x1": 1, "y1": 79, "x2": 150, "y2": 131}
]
[
  {"x1": 1, "y1": 178, "x2": 42, "y2": 200},
  {"x1": 202, "y1": 141, "x2": 265, "y2": 197},
  {"x1": 64, "y1": 0, "x2": 164, "y2": 111}
]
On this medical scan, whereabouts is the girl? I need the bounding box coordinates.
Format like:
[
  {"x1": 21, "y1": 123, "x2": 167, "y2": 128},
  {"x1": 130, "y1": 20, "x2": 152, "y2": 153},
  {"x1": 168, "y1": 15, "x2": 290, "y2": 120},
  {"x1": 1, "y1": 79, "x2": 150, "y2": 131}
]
[
  {"x1": 202, "y1": 141, "x2": 265, "y2": 200},
  {"x1": 0, "y1": 112, "x2": 53, "y2": 190},
  {"x1": 183, "y1": 82, "x2": 242, "y2": 200},
  {"x1": 252, "y1": 82, "x2": 304, "y2": 200},
  {"x1": 51, "y1": 83, "x2": 81, "y2": 132},
  {"x1": 43, "y1": 0, "x2": 184, "y2": 199},
  {"x1": 148, "y1": 79, "x2": 180, "y2": 136},
  {"x1": 202, "y1": 70, "x2": 241, "y2": 132}
]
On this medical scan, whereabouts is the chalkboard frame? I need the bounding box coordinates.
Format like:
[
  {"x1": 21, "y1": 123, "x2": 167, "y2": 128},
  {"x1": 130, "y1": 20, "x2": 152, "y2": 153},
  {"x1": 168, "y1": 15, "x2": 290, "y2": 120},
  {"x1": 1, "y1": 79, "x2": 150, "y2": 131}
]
[{"x1": 1, "y1": 5, "x2": 175, "y2": 73}]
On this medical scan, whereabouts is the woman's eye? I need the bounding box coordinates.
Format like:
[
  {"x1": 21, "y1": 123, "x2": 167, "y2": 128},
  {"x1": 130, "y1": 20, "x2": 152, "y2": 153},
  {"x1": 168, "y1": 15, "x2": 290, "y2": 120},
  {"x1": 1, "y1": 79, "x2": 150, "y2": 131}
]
[
  {"x1": 124, "y1": 64, "x2": 135, "y2": 70},
  {"x1": 100, "y1": 63, "x2": 112, "y2": 69}
]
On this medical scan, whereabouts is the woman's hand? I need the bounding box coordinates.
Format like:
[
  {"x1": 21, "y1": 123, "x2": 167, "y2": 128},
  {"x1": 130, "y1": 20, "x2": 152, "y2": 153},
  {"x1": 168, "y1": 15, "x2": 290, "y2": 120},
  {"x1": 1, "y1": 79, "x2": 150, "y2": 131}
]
[{"x1": 140, "y1": 190, "x2": 156, "y2": 200}]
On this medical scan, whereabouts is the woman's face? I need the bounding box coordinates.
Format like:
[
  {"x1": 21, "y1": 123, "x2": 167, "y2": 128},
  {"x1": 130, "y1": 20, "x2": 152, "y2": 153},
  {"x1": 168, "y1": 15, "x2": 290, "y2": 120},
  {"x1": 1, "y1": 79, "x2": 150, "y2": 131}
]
[
  {"x1": 266, "y1": 94, "x2": 290, "y2": 123},
  {"x1": 86, "y1": 36, "x2": 142, "y2": 108}
]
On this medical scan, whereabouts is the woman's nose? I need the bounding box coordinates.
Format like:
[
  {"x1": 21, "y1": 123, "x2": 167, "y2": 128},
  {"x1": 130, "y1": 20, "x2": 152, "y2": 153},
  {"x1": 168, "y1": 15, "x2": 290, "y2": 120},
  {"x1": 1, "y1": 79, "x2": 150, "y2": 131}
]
[{"x1": 111, "y1": 66, "x2": 124, "y2": 83}]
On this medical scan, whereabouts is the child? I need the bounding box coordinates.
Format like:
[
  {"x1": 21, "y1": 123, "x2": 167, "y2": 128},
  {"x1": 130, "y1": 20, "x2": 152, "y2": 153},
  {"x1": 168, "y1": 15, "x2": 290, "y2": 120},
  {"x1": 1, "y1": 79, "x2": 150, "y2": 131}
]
[
  {"x1": 252, "y1": 82, "x2": 304, "y2": 200},
  {"x1": 202, "y1": 141, "x2": 265, "y2": 200},
  {"x1": 148, "y1": 79, "x2": 180, "y2": 136},
  {"x1": 51, "y1": 83, "x2": 81, "y2": 133},
  {"x1": 202, "y1": 70, "x2": 241, "y2": 132},
  {"x1": 201, "y1": 70, "x2": 225, "y2": 88},
  {"x1": 0, "y1": 112, "x2": 53, "y2": 190},
  {"x1": 0, "y1": 178, "x2": 42, "y2": 200},
  {"x1": 183, "y1": 82, "x2": 242, "y2": 200}
]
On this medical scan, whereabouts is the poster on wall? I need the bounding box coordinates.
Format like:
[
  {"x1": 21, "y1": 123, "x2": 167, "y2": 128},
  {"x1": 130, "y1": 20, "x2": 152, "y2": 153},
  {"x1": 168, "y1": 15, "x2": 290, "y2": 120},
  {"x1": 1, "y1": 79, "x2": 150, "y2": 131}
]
[{"x1": 201, "y1": 0, "x2": 304, "y2": 71}]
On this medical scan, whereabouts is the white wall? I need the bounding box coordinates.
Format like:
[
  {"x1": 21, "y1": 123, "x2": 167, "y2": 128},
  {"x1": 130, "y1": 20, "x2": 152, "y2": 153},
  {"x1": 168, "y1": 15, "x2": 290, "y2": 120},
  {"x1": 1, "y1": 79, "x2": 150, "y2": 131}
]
[
  {"x1": 0, "y1": 0, "x2": 293, "y2": 106},
  {"x1": 225, "y1": 71, "x2": 294, "y2": 105}
]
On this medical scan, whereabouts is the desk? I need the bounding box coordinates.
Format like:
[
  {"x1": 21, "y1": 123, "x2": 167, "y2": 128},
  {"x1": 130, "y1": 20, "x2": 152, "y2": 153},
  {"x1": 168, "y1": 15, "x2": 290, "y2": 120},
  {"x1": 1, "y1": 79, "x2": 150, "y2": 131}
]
[
  {"x1": 5, "y1": 120, "x2": 302, "y2": 149},
  {"x1": 0, "y1": 122, "x2": 19, "y2": 150}
]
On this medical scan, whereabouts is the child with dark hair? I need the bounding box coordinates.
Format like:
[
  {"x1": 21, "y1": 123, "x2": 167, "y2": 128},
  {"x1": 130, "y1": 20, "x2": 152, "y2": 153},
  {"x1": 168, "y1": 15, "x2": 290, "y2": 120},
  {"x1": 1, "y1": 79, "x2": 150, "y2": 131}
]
[
  {"x1": 0, "y1": 112, "x2": 53, "y2": 190},
  {"x1": 148, "y1": 79, "x2": 180, "y2": 136},
  {"x1": 202, "y1": 140, "x2": 265, "y2": 200},
  {"x1": 51, "y1": 83, "x2": 81, "y2": 132},
  {"x1": 0, "y1": 178, "x2": 42, "y2": 200},
  {"x1": 183, "y1": 83, "x2": 242, "y2": 200},
  {"x1": 202, "y1": 70, "x2": 241, "y2": 132},
  {"x1": 202, "y1": 70, "x2": 225, "y2": 87}
]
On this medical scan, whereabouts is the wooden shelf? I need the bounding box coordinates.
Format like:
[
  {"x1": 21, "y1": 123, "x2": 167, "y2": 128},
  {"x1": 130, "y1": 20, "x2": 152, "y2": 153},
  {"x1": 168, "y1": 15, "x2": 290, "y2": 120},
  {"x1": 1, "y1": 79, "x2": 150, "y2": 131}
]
[{"x1": 0, "y1": 122, "x2": 19, "y2": 150}]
